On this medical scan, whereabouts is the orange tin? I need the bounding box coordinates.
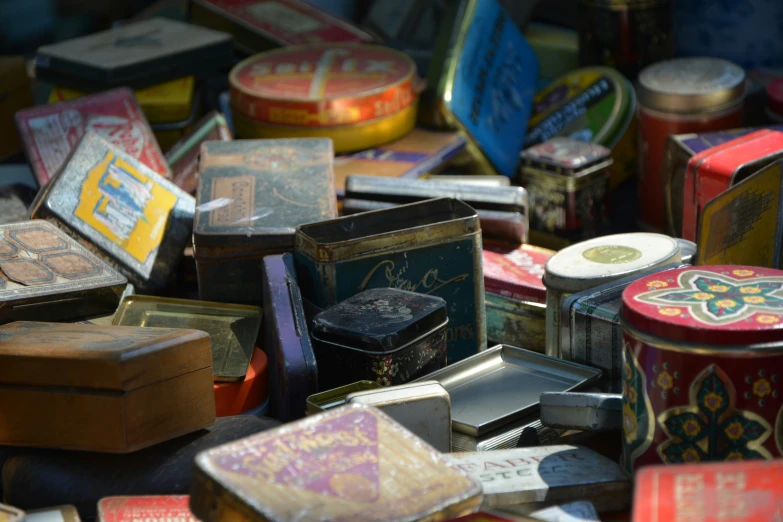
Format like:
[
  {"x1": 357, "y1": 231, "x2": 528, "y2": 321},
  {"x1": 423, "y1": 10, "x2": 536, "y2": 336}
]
[{"x1": 213, "y1": 347, "x2": 268, "y2": 417}]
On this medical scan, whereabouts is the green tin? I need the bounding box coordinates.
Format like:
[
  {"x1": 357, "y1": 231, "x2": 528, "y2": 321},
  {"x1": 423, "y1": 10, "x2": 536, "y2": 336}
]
[{"x1": 485, "y1": 293, "x2": 546, "y2": 352}]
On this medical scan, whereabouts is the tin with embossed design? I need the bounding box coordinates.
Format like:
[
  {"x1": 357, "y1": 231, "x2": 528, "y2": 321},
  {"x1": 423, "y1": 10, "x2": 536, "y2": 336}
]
[{"x1": 620, "y1": 265, "x2": 783, "y2": 473}]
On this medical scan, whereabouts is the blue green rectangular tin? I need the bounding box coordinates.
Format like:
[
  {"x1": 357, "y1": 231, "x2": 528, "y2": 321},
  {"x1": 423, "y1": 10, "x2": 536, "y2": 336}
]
[{"x1": 294, "y1": 198, "x2": 486, "y2": 363}]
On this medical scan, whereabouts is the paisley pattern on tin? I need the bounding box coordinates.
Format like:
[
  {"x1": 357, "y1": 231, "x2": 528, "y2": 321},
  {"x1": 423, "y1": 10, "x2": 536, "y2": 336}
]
[
  {"x1": 622, "y1": 339, "x2": 655, "y2": 472},
  {"x1": 635, "y1": 269, "x2": 783, "y2": 325},
  {"x1": 657, "y1": 365, "x2": 773, "y2": 464}
]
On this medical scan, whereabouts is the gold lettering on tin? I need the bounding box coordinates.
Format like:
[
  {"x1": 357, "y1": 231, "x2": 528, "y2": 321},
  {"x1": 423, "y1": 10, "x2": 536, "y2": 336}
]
[{"x1": 359, "y1": 260, "x2": 469, "y2": 295}]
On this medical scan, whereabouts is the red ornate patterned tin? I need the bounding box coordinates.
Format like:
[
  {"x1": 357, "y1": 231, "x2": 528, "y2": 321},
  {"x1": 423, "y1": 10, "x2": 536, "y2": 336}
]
[
  {"x1": 98, "y1": 496, "x2": 197, "y2": 522},
  {"x1": 482, "y1": 240, "x2": 552, "y2": 304},
  {"x1": 15, "y1": 88, "x2": 169, "y2": 186},
  {"x1": 632, "y1": 460, "x2": 783, "y2": 522},
  {"x1": 230, "y1": 44, "x2": 417, "y2": 128},
  {"x1": 621, "y1": 265, "x2": 783, "y2": 474}
]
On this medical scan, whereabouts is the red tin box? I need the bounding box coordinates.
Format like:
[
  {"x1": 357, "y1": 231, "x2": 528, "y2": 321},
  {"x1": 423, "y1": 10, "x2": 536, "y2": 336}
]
[
  {"x1": 482, "y1": 240, "x2": 552, "y2": 304},
  {"x1": 98, "y1": 496, "x2": 197, "y2": 522}
]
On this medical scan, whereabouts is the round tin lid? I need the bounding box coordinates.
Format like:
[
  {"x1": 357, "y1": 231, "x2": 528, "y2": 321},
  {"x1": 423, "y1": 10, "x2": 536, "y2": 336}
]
[
  {"x1": 544, "y1": 233, "x2": 681, "y2": 293},
  {"x1": 622, "y1": 266, "x2": 783, "y2": 345},
  {"x1": 638, "y1": 58, "x2": 746, "y2": 114},
  {"x1": 766, "y1": 78, "x2": 783, "y2": 117},
  {"x1": 229, "y1": 44, "x2": 417, "y2": 128},
  {"x1": 483, "y1": 240, "x2": 554, "y2": 304}
]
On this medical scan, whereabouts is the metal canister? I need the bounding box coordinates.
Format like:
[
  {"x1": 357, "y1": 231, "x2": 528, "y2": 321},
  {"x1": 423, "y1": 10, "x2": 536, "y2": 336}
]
[
  {"x1": 621, "y1": 265, "x2": 783, "y2": 473},
  {"x1": 165, "y1": 111, "x2": 232, "y2": 195},
  {"x1": 295, "y1": 198, "x2": 486, "y2": 363},
  {"x1": 544, "y1": 232, "x2": 681, "y2": 359},
  {"x1": 637, "y1": 58, "x2": 746, "y2": 232}
]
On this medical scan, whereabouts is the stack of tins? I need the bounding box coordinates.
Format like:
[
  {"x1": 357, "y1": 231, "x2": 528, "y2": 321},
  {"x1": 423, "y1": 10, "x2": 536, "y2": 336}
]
[{"x1": 228, "y1": 44, "x2": 419, "y2": 153}]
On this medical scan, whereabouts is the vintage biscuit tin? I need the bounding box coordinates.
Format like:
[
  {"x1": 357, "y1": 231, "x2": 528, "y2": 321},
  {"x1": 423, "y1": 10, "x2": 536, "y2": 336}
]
[
  {"x1": 190, "y1": 403, "x2": 483, "y2": 522},
  {"x1": 632, "y1": 460, "x2": 783, "y2": 522},
  {"x1": 35, "y1": 18, "x2": 233, "y2": 91},
  {"x1": 214, "y1": 348, "x2": 268, "y2": 417},
  {"x1": 0, "y1": 322, "x2": 215, "y2": 452},
  {"x1": 346, "y1": 381, "x2": 451, "y2": 453},
  {"x1": 305, "y1": 381, "x2": 382, "y2": 415},
  {"x1": 194, "y1": 139, "x2": 336, "y2": 305},
  {"x1": 166, "y1": 111, "x2": 232, "y2": 195},
  {"x1": 0, "y1": 220, "x2": 127, "y2": 325},
  {"x1": 427, "y1": 0, "x2": 538, "y2": 178},
  {"x1": 682, "y1": 129, "x2": 783, "y2": 242},
  {"x1": 262, "y1": 253, "x2": 318, "y2": 422},
  {"x1": 189, "y1": 0, "x2": 373, "y2": 55},
  {"x1": 30, "y1": 132, "x2": 195, "y2": 292},
  {"x1": 27, "y1": 506, "x2": 80, "y2": 522},
  {"x1": 0, "y1": 504, "x2": 24, "y2": 522},
  {"x1": 520, "y1": 137, "x2": 612, "y2": 243},
  {"x1": 0, "y1": 56, "x2": 34, "y2": 162},
  {"x1": 98, "y1": 496, "x2": 197, "y2": 522},
  {"x1": 112, "y1": 295, "x2": 262, "y2": 382},
  {"x1": 539, "y1": 392, "x2": 622, "y2": 432},
  {"x1": 311, "y1": 288, "x2": 448, "y2": 390},
  {"x1": 295, "y1": 198, "x2": 485, "y2": 363},
  {"x1": 16, "y1": 88, "x2": 169, "y2": 186},
  {"x1": 620, "y1": 265, "x2": 783, "y2": 473},
  {"x1": 446, "y1": 445, "x2": 630, "y2": 511},
  {"x1": 544, "y1": 233, "x2": 681, "y2": 359}
]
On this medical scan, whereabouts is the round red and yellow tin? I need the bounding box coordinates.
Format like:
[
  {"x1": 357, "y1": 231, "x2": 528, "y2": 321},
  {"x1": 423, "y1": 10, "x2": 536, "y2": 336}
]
[{"x1": 230, "y1": 44, "x2": 417, "y2": 127}]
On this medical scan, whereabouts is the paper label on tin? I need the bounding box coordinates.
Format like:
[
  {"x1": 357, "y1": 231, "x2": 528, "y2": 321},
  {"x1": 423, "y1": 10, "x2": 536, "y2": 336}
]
[
  {"x1": 99, "y1": 496, "x2": 197, "y2": 522},
  {"x1": 208, "y1": 176, "x2": 256, "y2": 227}
]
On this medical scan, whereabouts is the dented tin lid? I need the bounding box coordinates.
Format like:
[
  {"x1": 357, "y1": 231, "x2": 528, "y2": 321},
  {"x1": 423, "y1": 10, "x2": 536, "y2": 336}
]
[
  {"x1": 622, "y1": 265, "x2": 783, "y2": 345},
  {"x1": 520, "y1": 137, "x2": 612, "y2": 176},
  {"x1": 482, "y1": 240, "x2": 553, "y2": 304},
  {"x1": 312, "y1": 288, "x2": 448, "y2": 353},
  {"x1": 545, "y1": 233, "x2": 681, "y2": 293}
]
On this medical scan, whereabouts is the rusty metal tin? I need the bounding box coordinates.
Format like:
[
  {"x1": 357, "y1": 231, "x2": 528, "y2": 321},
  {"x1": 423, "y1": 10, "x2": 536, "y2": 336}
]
[
  {"x1": 620, "y1": 265, "x2": 783, "y2": 473},
  {"x1": 520, "y1": 137, "x2": 612, "y2": 242},
  {"x1": 305, "y1": 381, "x2": 382, "y2": 415},
  {"x1": 29, "y1": 132, "x2": 195, "y2": 293},
  {"x1": 295, "y1": 198, "x2": 486, "y2": 363},
  {"x1": 98, "y1": 496, "x2": 197, "y2": 522},
  {"x1": 0, "y1": 220, "x2": 127, "y2": 325},
  {"x1": 194, "y1": 139, "x2": 336, "y2": 305},
  {"x1": 166, "y1": 111, "x2": 232, "y2": 195},
  {"x1": 0, "y1": 504, "x2": 24, "y2": 522}
]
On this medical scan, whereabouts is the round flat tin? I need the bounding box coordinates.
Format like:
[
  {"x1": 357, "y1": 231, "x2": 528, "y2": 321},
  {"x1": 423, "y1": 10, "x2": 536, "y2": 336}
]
[
  {"x1": 622, "y1": 265, "x2": 783, "y2": 345},
  {"x1": 544, "y1": 232, "x2": 680, "y2": 293},
  {"x1": 483, "y1": 240, "x2": 554, "y2": 304},
  {"x1": 230, "y1": 43, "x2": 417, "y2": 127}
]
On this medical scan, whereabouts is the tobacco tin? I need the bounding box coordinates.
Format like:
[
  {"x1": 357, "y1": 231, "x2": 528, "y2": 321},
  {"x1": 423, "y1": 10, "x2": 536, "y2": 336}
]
[
  {"x1": 0, "y1": 505, "x2": 24, "y2": 522},
  {"x1": 539, "y1": 392, "x2": 622, "y2": 432},
  {"x1": 446, "y1": 445, "x2": 630, "y2": 510},
  {"x1": 35, "y1": 18, "x2": 233, "y2": 90},
  {"x1": 427, "y1": 0, "x2": 538, "y2": 178},
  {"x1": 194, "y1": 139, "x2": 336, "y2": 304},
  {"x1": 166, "y1": 111, "x2": 232, "y2": 195},
  {"x1": 113, "y1": 295, "x2": 261, "y2": 382},
  {"x1": 16, "y1": 88, "x2": 169, "y2": 186},
  {"x1": 190, "y1": 403, "x2": 483, "y2": 522},
  {"x1": 262, "y1": 253, "x2": 318, "y2": 421},
  {"x1": 295, "y1": 198, "x2": 486, "y2": 363},
  {"x1": 485, "y1": 294, "x2": 546, "y2": 352},
  {"x1": 0, "y1": 220, "x2": 127, "y2": 325},
  {"x1": 189, "y1": 0, "x2": 373, "y2": 54},
  {"x1": 527, "y1": 501, "x2": 600, "y2": 522},
  {"x1": 413, "y1": 344, "x2": 601, "y2": 437},
  {"x1": 483, "y1": 240, "x2": 553, "y2": 304},
  {"x1": 27, "y1": 505, "x2": 81, "y2": 522},
  {"x1": 305, "y1": 381, "x2": 382, "y2": 415},
  {"x1": 346, "y1": 381, "x2": 451, "y2": 453},
  {"x1": 99, "y1": 496, "x2": 197, "y2": 522},
  {"x1": 30, "y1": 132, "x2": 195, "y2": 292}
]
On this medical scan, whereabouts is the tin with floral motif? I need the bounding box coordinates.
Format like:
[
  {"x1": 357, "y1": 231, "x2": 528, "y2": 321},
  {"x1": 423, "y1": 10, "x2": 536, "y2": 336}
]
[{"x1": 620, "y1": 265, "x2": 783, "y2": 474}]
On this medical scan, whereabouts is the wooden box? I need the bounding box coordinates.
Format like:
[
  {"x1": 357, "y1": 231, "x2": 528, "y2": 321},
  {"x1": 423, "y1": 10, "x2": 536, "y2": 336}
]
[{"x1": 0, "y1": 322, "x2": 215, "y2": 453}]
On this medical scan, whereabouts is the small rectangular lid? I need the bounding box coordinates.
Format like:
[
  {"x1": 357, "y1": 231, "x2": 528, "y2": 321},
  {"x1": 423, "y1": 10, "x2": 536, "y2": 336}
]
[
  {"x1": 482, "y1": 240, "x2": 553, "y2": 303},
  {"x1": 520, "y1": 138, "x2": 611, "y2": 175},
  {"x1": 0, "y1": 322, "x2": 211, "y2": 391},
  {"x1": 98, "y1": 497, "x2": 197, "y2": 522}
]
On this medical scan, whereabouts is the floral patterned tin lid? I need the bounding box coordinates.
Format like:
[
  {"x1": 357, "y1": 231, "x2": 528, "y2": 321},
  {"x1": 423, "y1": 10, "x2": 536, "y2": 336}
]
[
  {"x1": 622, "y1": 265, "x2": 783, "y2": 345},
  {"x1": 482, "y1": 240, "x2": 553, "y2": 304}
]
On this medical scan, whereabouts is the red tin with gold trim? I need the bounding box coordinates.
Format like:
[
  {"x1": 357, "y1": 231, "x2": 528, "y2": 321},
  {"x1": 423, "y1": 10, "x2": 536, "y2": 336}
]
[
  {"x1": 98, "y1": 496, "x2": 197, "y2": 522},
  {"x1": 482, "y1": 240, "x2": 552, "y2": 304},
  {"x1": 620, "y1": 265, "x2": 783, "y2": 474}
]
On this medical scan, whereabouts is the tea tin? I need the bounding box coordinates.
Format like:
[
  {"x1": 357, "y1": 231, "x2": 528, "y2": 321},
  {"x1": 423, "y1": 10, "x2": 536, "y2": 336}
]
[
  {"x1": 544, "y1": 233, "x2": 681, "y2": 359},
  {"x1": 190, "y1": 404, "x2": 483, "y2": 522},
  {"x1": 34, "y1": 18, "x2": 233, "y2": 90},
  {"x1": 214, "y1": 348, "x2": 269, "y2": 417},
  {"x1": 427, "y1": 0, "x2": 538, "y2": 178},
  {"x1": 305, "y1": 381, "x2": 382, "y2": 415},
  {"x1": 16, "y1": 88, "x2": 169, "y2": 186},
  {"x1": 446, "y1": 445, "x2": 630, "y2": 511},
  {"x1": 98, "y1": 496, "x2": 197, "y2": 522},
  {"x1": 346, "y1": 381, "x2": 451, "y2": 453},
  {"x1": 633, "y1": 460, "x2": 783, "y2": 522},
  {"x1": 0, "y1": 56, "x2": 33, "y2": 162},
  {"x1": 539, "y1": 392, "x2": 622, "y2": 432},
  {"x1": 194, "y1": 139, "x2": 336, "y2": 305},
  {"x1": 311, "y1": 288, "x2": 448, "y2": 390},
  {"x1": 30, "y1": 132, "x2": 195, "y2": 292},
  {"x1": 621, "y1": 265, "x2": 783, "y2": 473},
  {"x1": 0, "y1": 504, "x2": 24, "y2": 522},
  {"x1": 189, "y1": 0, "x2": 373, "y2": 54},
  {"x1": 165, "y1": 111, "x2": 232, "y2": 195},
  {"x1": 27, "y1": 506, "x2": 80, "y2": 522},
  {"x1": 295, "y1": 198, "x2": 485, "y2": 362},
  {"x1": 519, "y1": 137, "x2": 612, "y2": 243},
  {"x1": 262, "y1": 253, "x2": 318, "y2": 422}
]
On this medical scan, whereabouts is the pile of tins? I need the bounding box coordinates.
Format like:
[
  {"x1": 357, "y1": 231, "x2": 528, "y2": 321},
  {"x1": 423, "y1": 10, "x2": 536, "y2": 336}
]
[{"x1": 1, "y1": 0, "x2": 783, "y2": 521}]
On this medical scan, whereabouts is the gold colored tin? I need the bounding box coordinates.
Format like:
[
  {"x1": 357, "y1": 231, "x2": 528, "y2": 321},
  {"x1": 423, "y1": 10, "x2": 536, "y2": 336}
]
[{"x1": 305, "y1": 381, "x2": 382, "y2": 415}]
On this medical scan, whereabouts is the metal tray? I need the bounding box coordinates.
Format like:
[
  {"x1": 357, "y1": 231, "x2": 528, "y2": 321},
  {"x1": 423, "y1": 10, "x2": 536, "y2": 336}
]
[{"x1": 415, "y1": 344, "x2": 601, "y2": 436}]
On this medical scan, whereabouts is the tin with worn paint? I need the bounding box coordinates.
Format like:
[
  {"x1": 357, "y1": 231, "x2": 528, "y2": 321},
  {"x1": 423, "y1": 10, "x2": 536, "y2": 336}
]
[
  {"x1": 311, "y1": 288, "x2": 448, "y2": 390},
  {"x1": 544, "y1": 233, "x2": 681, "y2": 360},
  {"x1": 166, "y1": 111, "x2": 232, "y2": 195},
  {"x1": 295, "y1": 198, "x2": 485, "y2": 363},
  {"x1": 427, "y1": 0, "x2": 539, "y2": 178},
  {"x1": 305, "y1": 381, "x2": 382, "y2": 415},
  {"x1": 29, "y1": 132, "x2": 195, "y2": 293},
  {"x1": 539, "y1": 392, "x2": 622, "y2": 432},
  {"x1": 194, "y1": 139, "x2": 336, "y2": 305},
  {"x1": 519, "y1": 137, "x2": 612, "y2": 243},
  {"x1": 620, "y1": 265, "x2": 783, "y2": 473}
]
